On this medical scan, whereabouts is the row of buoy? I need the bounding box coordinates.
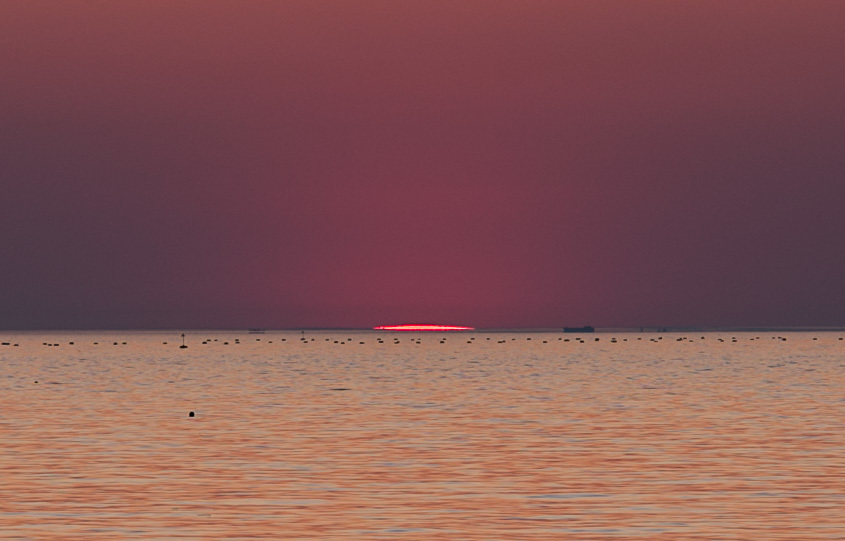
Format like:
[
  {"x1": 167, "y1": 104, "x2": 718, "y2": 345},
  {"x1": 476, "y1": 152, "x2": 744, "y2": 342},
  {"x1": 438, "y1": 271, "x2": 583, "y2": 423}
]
[{"x1": 5, "y1": 335, "x2": 844, "y2": 349}]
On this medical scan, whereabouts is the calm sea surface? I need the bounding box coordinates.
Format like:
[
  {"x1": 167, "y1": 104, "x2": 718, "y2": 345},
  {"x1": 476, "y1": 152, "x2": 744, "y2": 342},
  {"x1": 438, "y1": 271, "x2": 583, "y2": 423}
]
[{"x1": 1, "y1": 331, "x2": 843, "y2": 539}]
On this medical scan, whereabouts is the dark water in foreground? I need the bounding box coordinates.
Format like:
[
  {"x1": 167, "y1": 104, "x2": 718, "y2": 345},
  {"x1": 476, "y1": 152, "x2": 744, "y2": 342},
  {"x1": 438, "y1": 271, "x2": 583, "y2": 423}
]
[{"x1": 1, "y1": 331, "x2": 843, "y2": 539}]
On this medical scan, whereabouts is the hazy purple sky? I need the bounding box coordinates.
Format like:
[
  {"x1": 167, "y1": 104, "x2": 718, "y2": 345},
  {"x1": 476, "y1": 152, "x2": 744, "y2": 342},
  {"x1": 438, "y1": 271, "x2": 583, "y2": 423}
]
[{"x1": 2, "y1": 1, "x2": 844, "y2": 329}]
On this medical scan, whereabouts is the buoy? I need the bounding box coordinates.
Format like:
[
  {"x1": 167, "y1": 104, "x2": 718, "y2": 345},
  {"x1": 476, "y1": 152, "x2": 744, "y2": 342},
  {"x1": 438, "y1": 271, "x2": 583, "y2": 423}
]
[{"x1": 189, "y1": 411, "x2": 195, "y2": 417}]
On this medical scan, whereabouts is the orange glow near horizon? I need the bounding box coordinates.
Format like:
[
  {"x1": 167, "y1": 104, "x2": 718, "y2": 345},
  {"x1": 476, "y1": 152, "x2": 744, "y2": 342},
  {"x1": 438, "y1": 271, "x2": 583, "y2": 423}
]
[{"x1": 373, "y1": 324, "x2": 474, "y2": 331}]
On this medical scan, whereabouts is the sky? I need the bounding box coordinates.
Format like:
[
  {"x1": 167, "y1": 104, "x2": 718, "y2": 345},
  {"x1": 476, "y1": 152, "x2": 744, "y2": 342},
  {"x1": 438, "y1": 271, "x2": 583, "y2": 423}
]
[{"x1": 1, "y1": 1, "x2": 844, "y2": 330}]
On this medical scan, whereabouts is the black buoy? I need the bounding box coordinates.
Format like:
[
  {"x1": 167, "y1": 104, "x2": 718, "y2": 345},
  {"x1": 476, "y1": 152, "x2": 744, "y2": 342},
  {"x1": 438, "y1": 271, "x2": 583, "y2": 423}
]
[
  {"x1": 188, "y1": 411, "x2": 195, "y2": 417},
  {"x1": 180, "y1": 333, "x2": 188, "y2": 349}
]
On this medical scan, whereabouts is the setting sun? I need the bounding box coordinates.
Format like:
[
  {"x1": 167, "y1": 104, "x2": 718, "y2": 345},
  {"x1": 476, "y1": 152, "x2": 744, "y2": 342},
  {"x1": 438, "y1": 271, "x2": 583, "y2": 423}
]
[{"x1": 373, "y1": 324, "x2": 474, "y2": 331}]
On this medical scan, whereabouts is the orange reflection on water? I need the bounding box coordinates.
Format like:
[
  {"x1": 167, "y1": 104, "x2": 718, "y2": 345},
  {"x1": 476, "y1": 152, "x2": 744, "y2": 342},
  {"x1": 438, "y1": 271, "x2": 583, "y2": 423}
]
[{"x1": 1, "y1": 331, "x2": 843, "y2": 538}]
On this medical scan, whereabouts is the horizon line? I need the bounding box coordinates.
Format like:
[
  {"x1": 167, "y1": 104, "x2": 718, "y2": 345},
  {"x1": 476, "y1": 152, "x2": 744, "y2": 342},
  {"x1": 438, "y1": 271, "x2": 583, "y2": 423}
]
[{"x1": 4, "y1": 326, "x2": 845, "y2": 333}]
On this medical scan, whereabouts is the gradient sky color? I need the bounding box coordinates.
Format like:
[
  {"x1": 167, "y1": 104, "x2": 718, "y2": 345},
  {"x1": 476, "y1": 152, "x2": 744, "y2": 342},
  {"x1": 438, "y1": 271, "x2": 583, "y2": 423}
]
[{"x1": 1, "y1": 1, "x2": 844, "y2": 329}]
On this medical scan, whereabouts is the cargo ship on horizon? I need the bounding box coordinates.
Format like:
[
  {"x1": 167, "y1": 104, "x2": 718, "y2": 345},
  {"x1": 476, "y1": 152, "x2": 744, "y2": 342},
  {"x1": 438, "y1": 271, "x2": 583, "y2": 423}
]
[{"x1": 563, "y1": 325, "x2": 595, "y2": 333}]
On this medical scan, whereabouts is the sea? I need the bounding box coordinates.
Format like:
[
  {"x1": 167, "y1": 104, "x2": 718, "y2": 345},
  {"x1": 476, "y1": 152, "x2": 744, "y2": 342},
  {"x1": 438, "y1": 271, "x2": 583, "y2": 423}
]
[{"x1": 1, "y1": 330, "x2": 842, "y2": 539}]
